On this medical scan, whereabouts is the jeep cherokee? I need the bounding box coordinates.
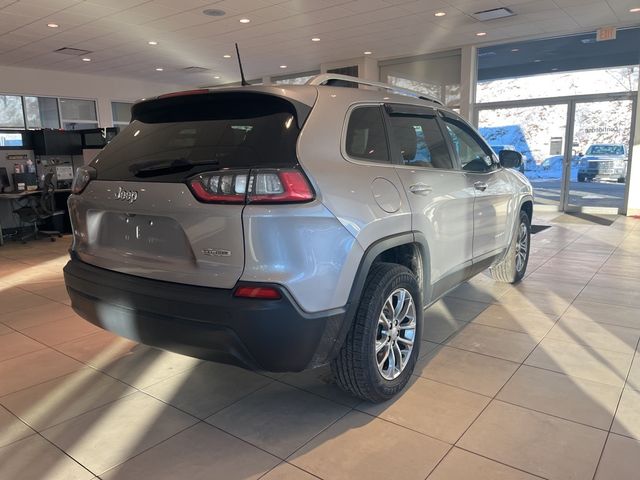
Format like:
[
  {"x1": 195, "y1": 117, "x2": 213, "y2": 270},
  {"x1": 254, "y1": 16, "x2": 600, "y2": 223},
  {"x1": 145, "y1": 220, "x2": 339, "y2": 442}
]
[{"x1": 63, "y1": 74, "x2": 533, "y2": 402}]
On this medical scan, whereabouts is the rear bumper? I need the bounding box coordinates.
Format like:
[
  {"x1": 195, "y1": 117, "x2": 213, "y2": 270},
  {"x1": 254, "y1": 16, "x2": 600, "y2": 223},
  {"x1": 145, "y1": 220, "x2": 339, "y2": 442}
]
[{"x1": 63, "y1": 256, "x2": 347, "y2": 372}]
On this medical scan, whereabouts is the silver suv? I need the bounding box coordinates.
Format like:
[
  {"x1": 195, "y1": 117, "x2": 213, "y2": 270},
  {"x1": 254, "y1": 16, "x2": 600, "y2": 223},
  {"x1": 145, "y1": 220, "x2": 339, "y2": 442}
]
[{"x1": 64, "y1": 74, "x2": 533, "y2": 402}]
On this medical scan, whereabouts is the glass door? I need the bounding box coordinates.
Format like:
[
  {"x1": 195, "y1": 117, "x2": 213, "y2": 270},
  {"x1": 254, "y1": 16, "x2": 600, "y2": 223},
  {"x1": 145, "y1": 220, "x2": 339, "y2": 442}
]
[
  {"x1": 477, "y1": 104, "x2": 569, "y2": 209},
  {"x1": 565, "y1": 99, "x2": 636, "y2": 212}
]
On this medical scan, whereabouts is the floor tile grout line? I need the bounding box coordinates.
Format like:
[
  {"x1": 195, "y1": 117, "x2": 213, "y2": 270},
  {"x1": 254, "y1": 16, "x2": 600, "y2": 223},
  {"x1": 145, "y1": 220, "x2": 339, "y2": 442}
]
[
  {"x1": 605, "y1": 336, "x2": 640, "y2": 432},
  {"x1": 256, "y1": 461, "x2": 324, "y2": 480},
  {"x1": 437, "y1": 223, "x2": 614, "y2": 479},
  {"x1": 450, "y1": 446, "x2": 550, "y2": 480},
  {"x1": 95, "y1": 419, "x2": 204, "y2": 478},
  {"x1": 591, "y1": 336, "x2": 640, "y2": 480}
]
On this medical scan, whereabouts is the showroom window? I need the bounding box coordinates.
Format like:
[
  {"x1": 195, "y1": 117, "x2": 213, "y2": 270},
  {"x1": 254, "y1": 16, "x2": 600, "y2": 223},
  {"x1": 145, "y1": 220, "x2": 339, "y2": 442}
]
[
  {"x1": 380, "y1": 50, "x2": 461, "y2": 108},
  {"x1": 24, "y1": 96, "x2": 60, "y2": 129},
  {"x1": 112, "y1": 101, "x2": 133, "y2": 126},
  {"x1": 387, "y1": 113, "x2": 453, "y2": 169},
  {"x1": 59, "y1": 98, "x2": 98, "y2": 130},
  {"x1": 1, "y1": 94, "x2": 96, "y2": 130},
  {"x1": 0, "y1": 94, "x2": 26, "y2": 128},
  {"x1": 345, "y1": 106, "x2": 389, "y2": 163}
]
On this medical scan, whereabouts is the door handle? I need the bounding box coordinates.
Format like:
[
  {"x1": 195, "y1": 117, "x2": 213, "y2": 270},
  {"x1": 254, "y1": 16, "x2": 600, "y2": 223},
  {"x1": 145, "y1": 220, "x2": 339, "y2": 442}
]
[
  {"x1": 474, "y1": 181, "x2": 488, "y2": 192},
  {"x1": 409, "y1": 184, "x2": 432, "y2": 195}
]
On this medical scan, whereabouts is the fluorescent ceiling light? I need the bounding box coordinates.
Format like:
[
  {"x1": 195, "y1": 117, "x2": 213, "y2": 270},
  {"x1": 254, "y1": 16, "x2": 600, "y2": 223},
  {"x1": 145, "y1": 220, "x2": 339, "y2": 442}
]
[
  {"x1": 311, "y1": 37, "x2": 320, "y2": 42},
  {"x1": 476, "y1": 32, "x2": 487, "y2": 36},
  {"x1": 364, "y1": 51, "x2": 372, "y2": 55},
  {"x1": 148, "y1": 41, "x2": 158, "y2": 45},
  {"x1": 223, "y1": 54, "x2": 231, "y2": 58},
  {"x1": 239, "y1": 18, "x2": 250, "y2": 23},
  {"x1": 155, "y1": 67, "x2": 164, "y2": 71},
  {"x1": 279, "y1": 65, "x2": 287, "y2": 68},
  {"x1": 47, "y1": 23, "x2": 59, "y2": 28}
]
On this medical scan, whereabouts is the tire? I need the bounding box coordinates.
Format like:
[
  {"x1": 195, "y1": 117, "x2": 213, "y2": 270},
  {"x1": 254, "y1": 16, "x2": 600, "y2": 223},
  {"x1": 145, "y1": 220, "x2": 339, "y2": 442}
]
[
  {"x1": 331, "y1": 262, "x2": 422, "y2": 403},
  {"x1": 490, "y1": 210, "x2": 531, "y2": 284},
  {"x1": 577, "y1": 173, "x2": 585, "y2": 182},
  {"x1": 618, "y1": 177, "x2": 625, "y2": 184}
]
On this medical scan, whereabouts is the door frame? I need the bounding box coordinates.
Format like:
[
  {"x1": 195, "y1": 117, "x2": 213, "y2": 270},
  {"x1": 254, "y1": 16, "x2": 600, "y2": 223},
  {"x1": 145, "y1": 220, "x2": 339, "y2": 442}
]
[{"x1": 474, "y1": 91, "x2": 638, "y2": 214}]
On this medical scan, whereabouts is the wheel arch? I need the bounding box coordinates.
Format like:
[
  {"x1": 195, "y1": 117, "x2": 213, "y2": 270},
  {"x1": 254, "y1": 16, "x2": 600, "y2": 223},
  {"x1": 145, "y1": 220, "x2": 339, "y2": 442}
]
[{"x1": 324, "y1": 232, "x2": 431, "y2": 363}]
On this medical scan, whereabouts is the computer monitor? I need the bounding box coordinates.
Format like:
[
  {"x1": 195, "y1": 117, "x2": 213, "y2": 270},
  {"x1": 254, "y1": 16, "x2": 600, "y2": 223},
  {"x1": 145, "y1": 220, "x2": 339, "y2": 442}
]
[{"x1": 0, "y1": 167, "x2": 10, "y2": 193}]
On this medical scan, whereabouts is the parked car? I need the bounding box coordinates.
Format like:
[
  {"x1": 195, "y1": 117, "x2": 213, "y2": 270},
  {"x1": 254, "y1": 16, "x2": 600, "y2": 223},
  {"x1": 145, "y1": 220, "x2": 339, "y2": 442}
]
[
  {"x1": 64, "y1": 74, "x2": 534, "y2": 402},
  {"x1": 577, "y1": 144, "x2": 628, "y2": 183}
]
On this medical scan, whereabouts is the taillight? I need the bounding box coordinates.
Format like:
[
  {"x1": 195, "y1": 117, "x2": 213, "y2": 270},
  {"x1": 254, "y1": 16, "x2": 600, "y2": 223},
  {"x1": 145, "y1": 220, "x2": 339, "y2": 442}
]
[
  {"x1": 189, "y1": 170, "x2": 248, "y2": 203},
  {"x1": 188, "y1": 168, "x2": 314, "y2": 204},
  {"x1": 234, "y1": 286, "x2": 282, "y2": 299}
]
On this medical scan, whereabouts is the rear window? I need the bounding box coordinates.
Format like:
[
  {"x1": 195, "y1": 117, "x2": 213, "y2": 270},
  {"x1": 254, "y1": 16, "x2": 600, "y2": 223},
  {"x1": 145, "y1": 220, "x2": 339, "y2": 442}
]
[
  {"x1": 93, "y1": 92, "x2": 306, "y2": 182},
  {"x1": 345, "y1": 106, "x2": 390, "y2": 163}
]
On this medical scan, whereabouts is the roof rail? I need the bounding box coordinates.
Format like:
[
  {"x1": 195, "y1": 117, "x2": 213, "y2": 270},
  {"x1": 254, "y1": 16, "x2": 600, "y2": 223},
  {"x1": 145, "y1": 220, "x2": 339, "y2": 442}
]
[{"x1": 306, "y1": 73, "x2": 443, "y2": 106}]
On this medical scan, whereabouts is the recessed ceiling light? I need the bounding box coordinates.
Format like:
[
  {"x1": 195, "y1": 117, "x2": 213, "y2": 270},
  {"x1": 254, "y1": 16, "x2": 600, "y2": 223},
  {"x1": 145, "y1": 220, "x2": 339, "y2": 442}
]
[
  {"x1": 280, "y1": 65, "x2": 287, "y2": 69},
  {"x1": 239, "y1": 18, "x2": 250, "y2": 23},
  {"x1": 311, "y1": 37, "x2": 320, "y2": 42},
  {"x1": 223, "y1": 54, "x2": 231, "y2": 58},
  {"x1": 364, "y1": 51, "x2": 372, "y2": 55},
  {"x1": 476, "y1": 32, "x2": 487, "y2": 36},
  {"x1": 511, "y1": 48, "x2": 520, "y2": 52},
  {"x1": 533, "y1": 59, "x2": 542, "y2": 63},
  {"x1": 148, "y1": 41, "x2": 158, "y2": 45},
  {"x1": 214, "y1": 75, "x2": 220, "y2": 79},
  {"x1": 203, "y1": 8, "x2": 226, "y2": 17},
  {"x1": 82, "y1": 57, "x2": 91, "y2": 62},
  {"x1": 47, "y1": 23, "x2": 59, "y2": 28},
  {"x1": 434, "y1": 12, "x2": 446, "y2": 17},
  {"x1": 155, "y1": 67, "x2": 164, "y2": 71},
  {"x1": 629, "y1": 7, "x2": 640, "y2": 12}
]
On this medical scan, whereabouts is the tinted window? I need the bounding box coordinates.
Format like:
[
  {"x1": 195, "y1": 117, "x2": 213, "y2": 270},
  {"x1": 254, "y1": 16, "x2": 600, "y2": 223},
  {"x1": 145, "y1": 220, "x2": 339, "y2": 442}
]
[
  {"x1": 388, "y1": 114, "x2": 452, "y2": 169},
  {"x1": 93, "y1": 93, "x2": 302, "y2": 182},
  {"x1": 444, "y1": 119, "x2": 495, "y2": 172},
  {"x1": 346, "y1": 106, "x2": 390, "y2": 163}
]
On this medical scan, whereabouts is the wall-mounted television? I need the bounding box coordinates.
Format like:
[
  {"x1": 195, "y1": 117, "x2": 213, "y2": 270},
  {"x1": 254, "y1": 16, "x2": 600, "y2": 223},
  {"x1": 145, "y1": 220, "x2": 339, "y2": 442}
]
[{"x1": 0, "y1": 131, "x2": 25, "y2": 148}]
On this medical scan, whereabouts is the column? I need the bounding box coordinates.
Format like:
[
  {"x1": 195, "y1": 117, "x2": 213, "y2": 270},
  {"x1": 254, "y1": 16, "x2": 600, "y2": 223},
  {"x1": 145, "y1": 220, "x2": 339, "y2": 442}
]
[
  {"x1": 624, "y1": 89, "x2": 640, "y2": 216},
  {"x1": 459, "y1": 45, "x2": 478, "y2": 124}
]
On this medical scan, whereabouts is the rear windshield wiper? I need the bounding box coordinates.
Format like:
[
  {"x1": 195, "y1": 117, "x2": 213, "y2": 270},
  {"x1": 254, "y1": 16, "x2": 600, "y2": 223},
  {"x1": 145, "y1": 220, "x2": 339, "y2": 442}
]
[{"x1": 130, "y1": 158, "x2": 219, "y2": 177}]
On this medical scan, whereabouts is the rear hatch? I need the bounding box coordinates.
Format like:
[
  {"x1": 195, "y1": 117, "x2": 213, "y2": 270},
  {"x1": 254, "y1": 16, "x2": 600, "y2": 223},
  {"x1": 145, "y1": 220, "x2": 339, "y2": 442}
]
[{"x1": 69, "y1": 89, "x2": 316, "y2": 288}]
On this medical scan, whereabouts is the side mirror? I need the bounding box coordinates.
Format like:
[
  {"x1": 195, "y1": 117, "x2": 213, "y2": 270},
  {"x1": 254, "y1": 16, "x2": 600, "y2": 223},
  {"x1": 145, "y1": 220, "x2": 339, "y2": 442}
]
[{"x1": 499, "y1": 150, "x2": 523, "y2": 169}]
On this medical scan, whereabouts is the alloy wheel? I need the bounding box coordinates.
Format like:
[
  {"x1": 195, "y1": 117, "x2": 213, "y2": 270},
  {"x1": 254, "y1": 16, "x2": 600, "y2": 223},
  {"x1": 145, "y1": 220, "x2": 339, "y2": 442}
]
[
  {"x1": 515, "y1": 221, "x2": 529, "y2": 272},
  {"x1": 375, "y1": 288, "x2": 416, "y2": 380}
]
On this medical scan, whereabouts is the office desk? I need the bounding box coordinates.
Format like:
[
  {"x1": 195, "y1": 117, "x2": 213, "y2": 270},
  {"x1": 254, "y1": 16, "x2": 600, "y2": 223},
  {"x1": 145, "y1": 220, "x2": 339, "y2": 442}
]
[{"x1": 0, "y1": 189, "x2": 72, "y2": 246}]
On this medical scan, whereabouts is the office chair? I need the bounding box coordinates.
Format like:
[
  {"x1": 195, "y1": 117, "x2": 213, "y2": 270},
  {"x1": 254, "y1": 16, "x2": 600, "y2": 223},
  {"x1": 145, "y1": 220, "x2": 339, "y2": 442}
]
[{"x1": 13, "y1": 173, "x2": 64, "y2": 243}]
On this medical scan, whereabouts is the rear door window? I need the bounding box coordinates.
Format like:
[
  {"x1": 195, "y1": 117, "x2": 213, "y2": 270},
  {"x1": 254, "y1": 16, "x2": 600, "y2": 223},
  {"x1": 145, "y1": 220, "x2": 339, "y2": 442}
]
[
  {"x1": 345, "y1": 106, "x2": 390, "y2": 163},
  {"x1": 93, "y1": 92, "x2": 306, "y2": 182},
  {"x1": 387, "y1": 112, "x2": 453, "y2": 169}
]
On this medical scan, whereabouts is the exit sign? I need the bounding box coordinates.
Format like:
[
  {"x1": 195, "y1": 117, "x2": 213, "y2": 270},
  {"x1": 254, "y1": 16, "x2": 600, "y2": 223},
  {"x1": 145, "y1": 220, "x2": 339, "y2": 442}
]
[{"x1": 597, "y1": 26, "x2": 617, "y2": 42}]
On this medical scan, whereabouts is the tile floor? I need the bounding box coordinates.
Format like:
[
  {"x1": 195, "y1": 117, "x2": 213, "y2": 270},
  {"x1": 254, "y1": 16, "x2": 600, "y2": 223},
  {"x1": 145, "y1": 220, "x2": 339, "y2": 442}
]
[{"x1": 1, "y1": 212, "x2": 639, "y2": 480}]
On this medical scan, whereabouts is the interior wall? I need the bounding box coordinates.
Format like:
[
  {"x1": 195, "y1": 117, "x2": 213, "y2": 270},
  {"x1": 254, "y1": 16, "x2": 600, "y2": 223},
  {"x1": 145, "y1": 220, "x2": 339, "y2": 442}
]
[{"x1": 0, "y1": 65, "x2": 194, "y2": 127}]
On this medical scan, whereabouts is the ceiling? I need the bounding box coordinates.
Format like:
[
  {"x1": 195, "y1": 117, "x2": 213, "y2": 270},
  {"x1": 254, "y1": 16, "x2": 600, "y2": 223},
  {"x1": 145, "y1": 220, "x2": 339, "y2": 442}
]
[{"x1": 0, "y1": 0, "x2": 639, "y2": 86}]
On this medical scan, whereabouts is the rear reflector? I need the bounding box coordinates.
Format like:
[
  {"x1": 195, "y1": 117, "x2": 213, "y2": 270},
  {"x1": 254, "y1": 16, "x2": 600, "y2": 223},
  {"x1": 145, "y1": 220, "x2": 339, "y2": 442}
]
[
  {"x1": 188, "y1": 168, "x2": 314, "y2": 204},
  {"x1": 234, "y1": 286, "x2": 282, "y2": 299}
]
